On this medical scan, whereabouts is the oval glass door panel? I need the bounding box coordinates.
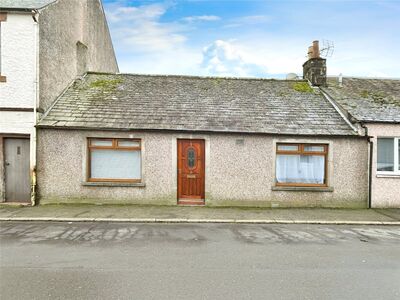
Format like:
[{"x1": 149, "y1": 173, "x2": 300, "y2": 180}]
[{"x1": 187, "y1": 148, "x2": 196, "y2": 169}]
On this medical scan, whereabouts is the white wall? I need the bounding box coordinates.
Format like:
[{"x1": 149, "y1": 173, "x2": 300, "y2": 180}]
[
  {"x1": 0, "y1": 13, "x2": 36, "y2": 108},
  {"x1": 0, "y1": 13, "x2": 37, "y2": 203},
  {"x1": 368, "y1": 123, "x2": 400, "y2": 208},
  {"x1": 0, "y1": 111, "x2": 34, "y2": 134}
]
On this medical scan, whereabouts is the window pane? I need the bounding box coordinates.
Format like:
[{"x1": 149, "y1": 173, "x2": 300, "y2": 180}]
[
  {"x1": 118, "y1": 140, "x2": 140, "y2": 147},
  {"x1": 277, "y1": 145, "x2": 298, "y2": 151},
  {"x1": 276, "y1": 154, "x2": 325, "y2": 184},
  {"x1": 377, "y1": 138, "x2": 394, "y2": 171},
  {"x1": 304, "y1": 145, "x2": 325, "y2": 152},
  {"x1": 91, "y1": 149, "x2": 141, "y2": 179},
  {"x1": 187, "y1": 148, "x2": 196, "y2": 168},
  {"x1": 91, "y1": 139, "x2": 113, "y2": 147}
]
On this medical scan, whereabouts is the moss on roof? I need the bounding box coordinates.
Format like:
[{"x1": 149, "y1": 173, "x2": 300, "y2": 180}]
[
  {"x1": 38, "y1": 73, "x2": 357, "y2": 136},
  {"x1": 324, "y1": 77, "x2": 400, "y2": 123},
  {"x1": 292, "y1": 82, "x2": 314, "y2": 93}
]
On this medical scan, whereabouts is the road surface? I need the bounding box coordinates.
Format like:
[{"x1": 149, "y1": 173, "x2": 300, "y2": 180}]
[{"x1": 1, "y1": 222, "x2": 399, "y2": 299}]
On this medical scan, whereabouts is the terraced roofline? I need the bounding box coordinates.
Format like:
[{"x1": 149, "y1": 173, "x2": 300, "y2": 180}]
[{"x1": 38, "y1": 72, "x2": 359, "y2": 136}]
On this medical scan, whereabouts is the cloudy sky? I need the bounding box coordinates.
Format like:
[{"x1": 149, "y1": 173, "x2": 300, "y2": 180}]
[{"x1": 103, "y1": 0, "x2": 400, "y2": 78}]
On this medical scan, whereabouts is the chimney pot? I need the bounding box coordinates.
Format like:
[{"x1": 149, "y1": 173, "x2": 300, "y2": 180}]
[
  {"x1": 312, "y1": 40, "x2": 320, "y2": 58},
  {"x1": 307, "y1": 46, "x2": 313, "y2": 59}
]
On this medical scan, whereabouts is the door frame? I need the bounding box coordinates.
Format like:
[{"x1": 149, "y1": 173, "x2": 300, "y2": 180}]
[
  {"x1": 177, "y1": 139, "x2": 206, "y2": 205},
  {"x1": 1, "y1": 135, "x2": 31, "y2": 203}
]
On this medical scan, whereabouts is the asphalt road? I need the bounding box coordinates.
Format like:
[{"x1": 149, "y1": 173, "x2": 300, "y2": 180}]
[{"x1": 1, "y1": 222, "x2": 399, "y2": 300}]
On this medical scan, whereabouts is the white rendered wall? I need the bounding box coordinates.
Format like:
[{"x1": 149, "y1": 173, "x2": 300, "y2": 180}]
[
  {"x1": 0, "y1": 111, "x2": 34, "y2": 134},
  {"x1": 368, "y1": 123, "x2": 400, "y2": 208},
  {"x1": 0, "y1": 13, "x2": 37, "y2": 204},
  {"x1": 0, "y1": 13, "x2": 36, "y2": 108}
]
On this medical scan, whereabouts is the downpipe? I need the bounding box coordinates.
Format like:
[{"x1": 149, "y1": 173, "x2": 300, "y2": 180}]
[
  {"x1": 368, "y1": 138, "x2": 373, "y2": 209},
  {"x1": 361, "y1": 123, "x2": 372, "y2": 209},
  {"x1": 31, "y1": 9, "x2": 39, "y2": 206}
]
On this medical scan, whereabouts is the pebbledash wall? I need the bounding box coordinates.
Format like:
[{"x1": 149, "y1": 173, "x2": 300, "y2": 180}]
[
  {"x1": 368, "y1": 123, "x2": 400, "y2": 208},
  {"x1": 38, "y1": 0, "x2": 119, "y2": 112},
  {"x1": 37, "y1": 129, "x2": 369, "y2": 208}
]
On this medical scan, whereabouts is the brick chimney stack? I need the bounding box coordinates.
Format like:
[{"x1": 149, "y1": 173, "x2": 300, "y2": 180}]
[{"x1": 303, "y1": 40, "x2": 327, "y2": 86}]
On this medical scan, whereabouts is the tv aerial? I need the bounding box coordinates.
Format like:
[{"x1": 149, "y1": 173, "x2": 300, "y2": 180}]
[{"x1": 319, "y1": 39, "x2": 334, "y2": 58}]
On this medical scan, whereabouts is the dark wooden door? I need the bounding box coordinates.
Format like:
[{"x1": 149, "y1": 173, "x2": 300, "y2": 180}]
[
  {"x1": 4, "y1": 138, "x2": 31, "y2": 202},
  {"x1": 177, "y1": 139, "x2": 205, "y2": 205}
]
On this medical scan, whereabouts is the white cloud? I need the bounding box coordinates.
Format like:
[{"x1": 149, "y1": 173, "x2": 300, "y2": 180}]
[
  {"x1": 104, "y1": 2, "x2": 400, "y2": 78},
  {"x1": 106, "y1": 4, "x2": 166, "y2": 23},
  {"x1": 104, "y1": 2, "x2": 299, "y2": 77},
  {"x1": 105, "y1": 2, "x2": 186, "y2": 53},
  {"x1": 201, "y1": 40, "x2": 267, "y2": 77},
  {"x1": 182, "y1": 15, "x2": 221, "y2": 22},
  {"x1": 117, "y1": 49, "x2": 202, "y2": 75}
]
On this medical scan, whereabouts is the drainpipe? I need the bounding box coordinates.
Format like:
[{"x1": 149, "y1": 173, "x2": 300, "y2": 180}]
[
  {"x1": 361, "y1": 123, "x2": 372, "y2": 208},
  {"x1": 368, "y1": 138, "x2": 373, "y2": 209},
  {"x1": 31, "y1": 9, "x2": 39, "y2": 206}
]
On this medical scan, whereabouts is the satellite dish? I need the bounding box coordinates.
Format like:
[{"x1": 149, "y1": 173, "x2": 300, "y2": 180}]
[{"x1": 286, "y1": 73, "x2": 298, "y2": 80}]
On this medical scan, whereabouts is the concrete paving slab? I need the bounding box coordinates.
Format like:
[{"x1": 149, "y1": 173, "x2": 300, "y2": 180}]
[
  {"x1": 1, "y1": 204, "x2": 400, "y2": 225},
  {"x1": 373, "y1": 209, "x2": 400, "y2": 221}
]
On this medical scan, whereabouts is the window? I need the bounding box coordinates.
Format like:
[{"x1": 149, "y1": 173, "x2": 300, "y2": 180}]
[
  {"x1": 377, "y1": 137, "x2": 400, "y2": 174},
  {"x1": 88, "y1": 138, "x2": 141, "y2": 182},
  {"x1": 187, "y1": 147, "x2": 196, "y2": 169},
  {"x1": 276, "y1": 143, "x2": 328, "y2": 187}
]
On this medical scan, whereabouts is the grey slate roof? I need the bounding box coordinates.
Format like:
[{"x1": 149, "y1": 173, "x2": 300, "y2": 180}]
[
  {"x1": 323, "y1": 77, "x2": 400, "y2": 123},
  {"x1": 0, "y1": 0, "x2": 56, "y2": 10},
  {"x1": 38, "y1": 73, "x2": 357, "y2": 136}
]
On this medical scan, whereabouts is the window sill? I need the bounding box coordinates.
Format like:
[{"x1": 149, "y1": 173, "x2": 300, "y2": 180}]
[
  {"x1": 82, "y1": 181, "x2": 146, "y2": 187},
  {"x1": 272, "y1": 186, "x2": 334, "y2": 192},
  {"x1": 376, "y1": 174, "x2": 400, "y2": 178}
]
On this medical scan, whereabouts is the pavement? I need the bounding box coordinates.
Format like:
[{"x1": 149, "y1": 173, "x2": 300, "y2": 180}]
[
  {"x1": 0, "y1": 204, "x2": 400, "y2": 225},
  {"x1": 1, "y1": 222, "x2": 400, "y2": 300}
]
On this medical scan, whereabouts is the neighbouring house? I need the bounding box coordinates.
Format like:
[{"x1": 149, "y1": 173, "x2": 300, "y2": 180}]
[
  {"x1": 0, "y1": 0, "x2": 118, "y2": 204},
  {"x1": 36, "y1": 66, "x2": 369, "y2": 207},
  {"x1": 322, "y1": 77, "x2": 400, "y2": 207}
]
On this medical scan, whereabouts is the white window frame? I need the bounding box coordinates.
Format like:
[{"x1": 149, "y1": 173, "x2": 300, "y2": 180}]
[{"x1": 376, "y1": 137, "x2": 400, "y2": 176}]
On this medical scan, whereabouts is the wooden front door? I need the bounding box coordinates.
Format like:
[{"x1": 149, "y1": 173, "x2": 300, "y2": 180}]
[
  {"x1": 177, "y1": 139, "x2": 205, "y2": 205},
  {"x1": 4, "y1": 138, "x2": 31, "y2": 203}
]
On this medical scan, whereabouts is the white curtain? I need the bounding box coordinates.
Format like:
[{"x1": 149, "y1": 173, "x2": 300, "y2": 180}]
[
  {"x1": 276, "y1": 155, "x2": 325, "y2": 184},
  {"x1": 91, "y1": 150, "x2": 141, "y2": 179}
]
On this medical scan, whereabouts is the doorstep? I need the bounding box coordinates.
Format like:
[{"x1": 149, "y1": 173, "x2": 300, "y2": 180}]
[
  {"x1": 178, "y1": 199, "x2": 205, "y2": 206},
  {"x1": 0, "y1": 202, "x2": 31, "y2": 207}
]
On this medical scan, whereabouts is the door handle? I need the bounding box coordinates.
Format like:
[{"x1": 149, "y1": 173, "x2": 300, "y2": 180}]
[{"x1": 5, "y1": 161, "x2": 10, "y2": 166}]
